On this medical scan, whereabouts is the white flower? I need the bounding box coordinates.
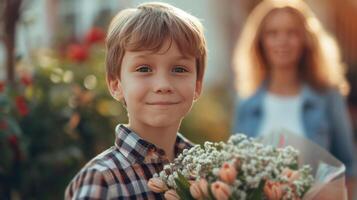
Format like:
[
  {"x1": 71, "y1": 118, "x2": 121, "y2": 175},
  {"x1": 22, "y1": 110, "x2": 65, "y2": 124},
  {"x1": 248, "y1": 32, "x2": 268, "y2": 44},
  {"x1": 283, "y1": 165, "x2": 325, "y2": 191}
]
[{"x1": 150, "y1": 134, "x2": 313, "y2": 200}]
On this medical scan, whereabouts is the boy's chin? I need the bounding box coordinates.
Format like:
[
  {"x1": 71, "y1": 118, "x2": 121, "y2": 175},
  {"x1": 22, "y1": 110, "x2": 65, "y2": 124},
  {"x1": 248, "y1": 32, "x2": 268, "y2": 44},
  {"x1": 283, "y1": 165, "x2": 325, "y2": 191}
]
[{"x1": 144, "y1": 117, "x2": 182, "y2": 128}]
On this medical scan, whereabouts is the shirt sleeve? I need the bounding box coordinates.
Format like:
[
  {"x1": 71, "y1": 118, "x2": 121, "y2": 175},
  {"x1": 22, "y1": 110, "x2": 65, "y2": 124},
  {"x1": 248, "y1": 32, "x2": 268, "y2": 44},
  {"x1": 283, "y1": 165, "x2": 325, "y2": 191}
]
[
  {"x1": 65, "y1": 168, "x2": 109, "y2": 200},
  {"x1": 232, "y1": 95, "x2": 243, "y2": 134},
  {"x1": 327, "y1": 89, "x2": 357, "y2": 178}
]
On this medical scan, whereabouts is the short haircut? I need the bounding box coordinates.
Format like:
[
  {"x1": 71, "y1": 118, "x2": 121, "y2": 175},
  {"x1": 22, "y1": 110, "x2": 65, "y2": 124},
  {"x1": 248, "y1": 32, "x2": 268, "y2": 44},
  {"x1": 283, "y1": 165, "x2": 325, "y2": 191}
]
[{"x1": 106, "y1": 2, "x2": 207, "y2": 82}]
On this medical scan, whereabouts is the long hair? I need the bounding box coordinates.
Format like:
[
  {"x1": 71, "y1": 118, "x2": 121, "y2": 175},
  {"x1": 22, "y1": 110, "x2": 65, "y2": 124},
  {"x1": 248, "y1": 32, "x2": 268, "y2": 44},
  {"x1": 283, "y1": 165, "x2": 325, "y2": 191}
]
[{"x1": 233, "y1": 0, "x2": 348, "y2": 98}]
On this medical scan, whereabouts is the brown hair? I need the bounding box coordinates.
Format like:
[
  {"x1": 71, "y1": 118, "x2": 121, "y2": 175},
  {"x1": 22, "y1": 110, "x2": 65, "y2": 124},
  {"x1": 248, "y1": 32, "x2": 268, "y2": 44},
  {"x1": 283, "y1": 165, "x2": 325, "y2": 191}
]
[
  {"x1": 106, "y1": 2, "x2": 207, "y2": 82},
  {"x1": 233, "y1": 0, "x2": 348, "y2": 97}
]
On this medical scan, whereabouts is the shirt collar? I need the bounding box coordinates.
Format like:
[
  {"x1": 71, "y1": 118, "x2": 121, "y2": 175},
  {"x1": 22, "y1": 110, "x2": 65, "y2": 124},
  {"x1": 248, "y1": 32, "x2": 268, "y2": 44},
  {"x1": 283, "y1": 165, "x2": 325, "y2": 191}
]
[
  {"x1": 301, "y1": 83, "x2": 324, "y2": 107},
  {"x1": 114, "y1": 124, "x2": 193, "y2": 165}
]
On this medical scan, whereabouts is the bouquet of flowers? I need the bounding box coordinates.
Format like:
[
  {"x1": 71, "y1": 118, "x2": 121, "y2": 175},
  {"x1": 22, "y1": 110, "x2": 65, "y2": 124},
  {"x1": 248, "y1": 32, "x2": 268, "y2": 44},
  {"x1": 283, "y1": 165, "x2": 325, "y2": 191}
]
[{"x1": 148, "y1": 133, "x2": 347, "y2": 200}]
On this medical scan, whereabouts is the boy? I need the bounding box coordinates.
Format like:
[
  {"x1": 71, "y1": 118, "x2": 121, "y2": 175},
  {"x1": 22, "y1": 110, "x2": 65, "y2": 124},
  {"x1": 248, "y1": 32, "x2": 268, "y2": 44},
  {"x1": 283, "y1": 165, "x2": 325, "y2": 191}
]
[{"x1": 65, "y1": 2, "x2": 207, "y2": 199}]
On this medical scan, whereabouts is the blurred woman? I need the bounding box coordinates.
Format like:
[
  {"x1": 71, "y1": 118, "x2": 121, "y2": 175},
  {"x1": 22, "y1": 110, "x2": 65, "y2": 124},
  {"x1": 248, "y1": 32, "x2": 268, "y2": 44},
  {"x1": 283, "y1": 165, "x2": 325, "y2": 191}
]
[{"x1": 232, "y1": 0, "x2": 356, "y2": 197}]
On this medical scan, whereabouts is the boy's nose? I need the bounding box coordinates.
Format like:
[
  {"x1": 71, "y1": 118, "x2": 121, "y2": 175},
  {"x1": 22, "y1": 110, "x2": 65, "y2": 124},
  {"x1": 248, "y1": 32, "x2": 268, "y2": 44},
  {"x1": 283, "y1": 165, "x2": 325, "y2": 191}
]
[
  {"x1": 155, "y1": 87, "x2": 172, "y2": 93},
  {"x1": 153, "y1": 75, "x2": 173, "y2": 94}
]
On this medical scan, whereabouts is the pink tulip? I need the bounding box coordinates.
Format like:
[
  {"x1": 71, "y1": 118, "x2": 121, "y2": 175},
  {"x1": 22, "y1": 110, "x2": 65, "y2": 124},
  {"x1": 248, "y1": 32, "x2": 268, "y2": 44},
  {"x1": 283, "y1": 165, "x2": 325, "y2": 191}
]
[
  {"x1": 282, "y1": 168, "x2": 300, "y2": 183},
  {"x1": 147, "y1": 178, "x2": 168, "y2": 193},
  {"x1": 211, "y1": 181, "x2": 231, "y2": 200},
  {"x1": 219, "y1": 162, "x2": 238, "y2": 184},
  {"x1": 264, "y1": 180, "x2": 283, "y2": 200},
  {"x1": 198, "y1": 179, "x2": 209, "y2": 197},
  {"x1": 164, "y1": 189, "x2": 180, "y2": 200},
  {"x1": 190, "y1": 179, "x2": 210, "y2": 199},
  {"x1": 190, "y1": 181, "x2": 202, "y2": 199}
]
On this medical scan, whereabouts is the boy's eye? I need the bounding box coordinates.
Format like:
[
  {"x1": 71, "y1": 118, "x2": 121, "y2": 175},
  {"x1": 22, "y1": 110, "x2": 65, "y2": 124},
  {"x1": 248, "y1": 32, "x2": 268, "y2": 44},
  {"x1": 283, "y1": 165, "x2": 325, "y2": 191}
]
[
  {"x1": 136, "y1": 65, "x2": 152, "y2": 72},
  {"x1": 172, "y1": 66, "x2": 188, "y2": 73}
]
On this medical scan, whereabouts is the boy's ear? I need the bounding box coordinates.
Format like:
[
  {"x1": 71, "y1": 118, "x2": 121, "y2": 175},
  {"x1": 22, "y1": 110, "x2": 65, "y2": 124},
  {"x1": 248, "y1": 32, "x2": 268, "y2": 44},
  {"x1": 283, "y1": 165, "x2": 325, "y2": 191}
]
[
  {"x1": 194, "y1": 80, "x2": 202, "y2": 101},
  {"x1": 107, "y1": 76, "x2": 123, "y2": 101}
]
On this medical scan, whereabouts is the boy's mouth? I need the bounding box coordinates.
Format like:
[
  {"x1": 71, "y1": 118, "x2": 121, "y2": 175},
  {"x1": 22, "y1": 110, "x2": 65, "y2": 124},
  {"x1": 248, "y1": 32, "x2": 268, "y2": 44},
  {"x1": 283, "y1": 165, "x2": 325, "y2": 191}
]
[{"x1": 146, "y1": 101, "x2": 181, "y2": 105}]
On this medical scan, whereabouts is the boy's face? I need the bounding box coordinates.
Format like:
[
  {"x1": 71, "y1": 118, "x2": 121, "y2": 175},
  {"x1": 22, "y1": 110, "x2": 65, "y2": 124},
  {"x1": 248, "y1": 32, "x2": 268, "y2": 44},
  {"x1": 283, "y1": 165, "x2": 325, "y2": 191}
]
[{"x1": 109, "y1": 39, "x2": 202, "y2": 129}]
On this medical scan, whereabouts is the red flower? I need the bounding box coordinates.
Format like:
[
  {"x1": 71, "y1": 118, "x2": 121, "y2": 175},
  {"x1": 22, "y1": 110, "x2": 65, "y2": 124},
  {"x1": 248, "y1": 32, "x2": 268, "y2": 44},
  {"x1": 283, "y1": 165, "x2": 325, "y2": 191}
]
[
  {"x1": 0, "y1": 81, "x2": 5, "y2": 92},
  {"x1": 67, "y1": 44, "x2": 89, "y2": 62},
  {"x1": 85, "y1": 27, "x2": 105, "y2": 45},
  {"x1": 8, "y1": 135, "x2": 18, "y2": 146},
  {"x1": 20, "y1": 74, "x2": 33, "y2": 86},
  {"x1": 7, "y1": 135, "x2": 22, "y2": 160},
  {"x1": 0, "y1": 120, "x2": 8, "y2": 130},
  {"x1": 15, "y1": 96, "x2": 29, "y2": 116}
]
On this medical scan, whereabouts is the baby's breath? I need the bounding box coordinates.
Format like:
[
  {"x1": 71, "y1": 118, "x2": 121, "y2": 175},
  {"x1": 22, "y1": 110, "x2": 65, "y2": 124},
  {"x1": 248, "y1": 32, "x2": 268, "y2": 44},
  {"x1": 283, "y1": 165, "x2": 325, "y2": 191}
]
[{"x1": 152, "y1": 134, "x2": 314, "y2": 199}]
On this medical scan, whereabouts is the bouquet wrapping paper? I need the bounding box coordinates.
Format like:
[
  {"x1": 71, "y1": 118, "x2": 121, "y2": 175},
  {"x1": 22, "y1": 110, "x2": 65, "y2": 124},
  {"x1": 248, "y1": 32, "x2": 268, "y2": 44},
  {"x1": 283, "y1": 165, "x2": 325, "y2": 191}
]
[{"x1": 259, "y1": 132, "x2": 347, "y2": 200}]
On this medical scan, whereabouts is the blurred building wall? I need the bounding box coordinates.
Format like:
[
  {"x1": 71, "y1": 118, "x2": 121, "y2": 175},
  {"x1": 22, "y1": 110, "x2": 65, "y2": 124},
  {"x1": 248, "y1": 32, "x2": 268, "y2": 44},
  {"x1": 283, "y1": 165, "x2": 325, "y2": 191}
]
[
  {"x1": 0, "y1": 0, "x2": 234, "y2": 89},
  {"x1": 0, "y1": 0, "x2": 128, "y2": 80},
  {"x1": 1, "y1": 0, "x2": 356, "y2": 95}
]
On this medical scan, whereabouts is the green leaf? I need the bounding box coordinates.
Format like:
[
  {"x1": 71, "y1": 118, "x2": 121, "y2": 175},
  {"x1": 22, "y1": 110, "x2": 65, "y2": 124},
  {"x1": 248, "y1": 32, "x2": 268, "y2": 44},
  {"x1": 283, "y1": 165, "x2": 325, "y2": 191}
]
[
  {"x1": 174, "y1": 172, "x2": 195, "y2": 200},
  {"x1": 207, "y1": 184, "x2": 216, "y2": 200},
  {"x1": 246, "y1": 180, "x2": 265, "y2": 200},
  {"x1": 0, "y1": 139, "x2": 14, "y2": 174},
  {"x1": 301, "y1": 184, "x2": 311, "y2": 197},
  {"x1": 289, "y1": 163, "x2": 299, "y2": 170}
]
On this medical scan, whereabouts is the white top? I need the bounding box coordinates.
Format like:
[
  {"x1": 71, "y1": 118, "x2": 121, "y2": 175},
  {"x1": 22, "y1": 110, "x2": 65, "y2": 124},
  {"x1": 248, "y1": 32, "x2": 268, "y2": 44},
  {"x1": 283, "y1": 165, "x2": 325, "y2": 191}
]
[{"x1": 259, "y1": 92, "x2": 305, "y2": 137}]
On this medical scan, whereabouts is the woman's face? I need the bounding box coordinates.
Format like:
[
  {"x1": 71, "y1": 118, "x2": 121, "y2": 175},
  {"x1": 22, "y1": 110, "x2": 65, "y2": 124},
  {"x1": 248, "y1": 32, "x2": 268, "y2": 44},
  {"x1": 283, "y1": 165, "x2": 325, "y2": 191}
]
[{"x1": 261, "y1": 9, "x2": 305, "y2": 70}]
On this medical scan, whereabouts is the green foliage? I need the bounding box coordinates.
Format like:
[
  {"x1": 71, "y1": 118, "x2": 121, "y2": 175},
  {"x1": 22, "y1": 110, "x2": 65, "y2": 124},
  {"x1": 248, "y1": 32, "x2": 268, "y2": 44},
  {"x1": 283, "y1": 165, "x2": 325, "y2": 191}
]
[
  {"x1": 174, "y1": 172, "x2": 195, "y2": 200},
  {"x1": 0, "y1": 40, "x2": 128, "y2": 199},
  {"x1": 289, "y1": 163, "x2": 299, "y2": 170},
  {"x1": 246, "y1": 180, "x2": 265, "y2": 200}
]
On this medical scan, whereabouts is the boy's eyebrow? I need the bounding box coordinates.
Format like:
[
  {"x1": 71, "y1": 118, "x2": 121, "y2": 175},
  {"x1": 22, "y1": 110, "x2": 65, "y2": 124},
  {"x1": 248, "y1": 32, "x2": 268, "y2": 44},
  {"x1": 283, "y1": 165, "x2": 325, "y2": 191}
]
[
  {"x1": 171, "y1": 55, "x2": 195, "y2": 61},
  {"x1": 132, "y1": 53, "x2": 194, "y2": 61}
]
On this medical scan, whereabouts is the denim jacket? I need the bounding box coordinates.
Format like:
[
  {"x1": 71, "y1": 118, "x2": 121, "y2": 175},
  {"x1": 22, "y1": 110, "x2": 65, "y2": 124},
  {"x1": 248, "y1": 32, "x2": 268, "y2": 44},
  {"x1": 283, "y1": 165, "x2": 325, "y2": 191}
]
[{"x1": 233, "y1": 84, "x2": 357, "y2": 177}]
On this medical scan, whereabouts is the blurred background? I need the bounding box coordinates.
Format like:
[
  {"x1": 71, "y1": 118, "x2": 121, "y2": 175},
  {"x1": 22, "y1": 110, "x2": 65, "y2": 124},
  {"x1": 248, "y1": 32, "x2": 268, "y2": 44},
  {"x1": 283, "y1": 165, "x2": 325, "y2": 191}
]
[{"x1": 0, "y1": 0, "x2": 356, "y2": 199}]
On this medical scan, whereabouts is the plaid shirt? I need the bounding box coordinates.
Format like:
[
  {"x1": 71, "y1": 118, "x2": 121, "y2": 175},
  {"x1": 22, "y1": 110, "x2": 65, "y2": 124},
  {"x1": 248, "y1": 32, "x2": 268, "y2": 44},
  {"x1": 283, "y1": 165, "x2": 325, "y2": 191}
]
[{"x1": 65, "y1": 124, "x2": 193, "y2": 199}]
